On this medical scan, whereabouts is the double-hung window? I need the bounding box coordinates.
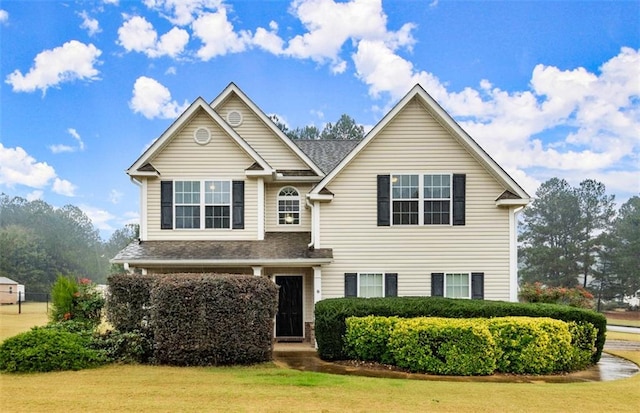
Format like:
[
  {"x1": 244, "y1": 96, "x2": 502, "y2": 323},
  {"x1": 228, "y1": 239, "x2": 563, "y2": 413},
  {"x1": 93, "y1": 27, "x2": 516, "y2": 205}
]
[
  {"x1": 175, "y1": 181, "x2": 200, "y2": 229},
  {"x1": 391, "y1": 175, "x2": 419, "y2": 225},
  {"x1": 424, "y1": 174, "x2": 451, "y2": 224},
  {"x1": 445, "y1": 273, "x2": 470, "y2": 298},
  {"x1": 391, "y1": 174, "x2": 452, "y2": 225},
  {"x1": 359, "y1": 273, "x2": 384, "y2": 298},
  {"x1": 204, "y1": 180, "x2": 230, "y2": 229}
]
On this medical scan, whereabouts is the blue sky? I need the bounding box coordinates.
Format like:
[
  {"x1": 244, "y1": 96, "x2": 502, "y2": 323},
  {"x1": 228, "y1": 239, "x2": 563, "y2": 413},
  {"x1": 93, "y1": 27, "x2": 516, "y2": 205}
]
[{"x1": 1, "y1": 0, "x2": 638, "y2": 239}]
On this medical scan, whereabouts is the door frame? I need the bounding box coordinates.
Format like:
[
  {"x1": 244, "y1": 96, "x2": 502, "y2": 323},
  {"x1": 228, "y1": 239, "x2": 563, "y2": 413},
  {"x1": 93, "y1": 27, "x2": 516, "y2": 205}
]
[{"x1": 274, "y1": 274, "x2": 305, "y2": 340}]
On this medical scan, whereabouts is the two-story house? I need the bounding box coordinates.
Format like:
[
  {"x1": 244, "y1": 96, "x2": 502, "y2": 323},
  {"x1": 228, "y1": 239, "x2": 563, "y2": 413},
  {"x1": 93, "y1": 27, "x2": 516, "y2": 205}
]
[{"x1": 112, "y1": 82, "x2": 530, "y2": 342}]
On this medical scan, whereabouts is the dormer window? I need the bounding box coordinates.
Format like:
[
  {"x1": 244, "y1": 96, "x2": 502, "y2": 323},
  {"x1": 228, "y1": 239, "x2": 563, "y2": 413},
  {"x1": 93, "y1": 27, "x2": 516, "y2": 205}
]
[{"x1": 278, "y1": 186, "x2": 300, "y2": 225}]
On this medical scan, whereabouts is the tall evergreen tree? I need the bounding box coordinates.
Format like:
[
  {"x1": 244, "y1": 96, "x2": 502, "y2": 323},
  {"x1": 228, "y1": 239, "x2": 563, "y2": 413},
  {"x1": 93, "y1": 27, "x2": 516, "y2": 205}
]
[
  {"x1": 576, "y1": 179, "x2": 615, "y2": 287},
  {"x1": 519, "y1": 178, "x2": 583, "y2": 287}
]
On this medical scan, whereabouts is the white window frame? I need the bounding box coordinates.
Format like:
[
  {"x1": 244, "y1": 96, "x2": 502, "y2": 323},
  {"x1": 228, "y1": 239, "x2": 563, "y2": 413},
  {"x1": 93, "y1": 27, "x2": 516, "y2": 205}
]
[
  {"x1": 445, "y1": 272, "x2": 471, "y2": 299},
  {"x1": 174, "y1": 179, "x2": 233, "y2": 230},
  {"x1": 277, "y1": 186, "x2": 300, "y2": 226},
  {"x1": 390, "y1": 173, "x2": 453, "y2": 226},
  {"x1": 358, "y1": 272, "x2": 384, "y2": 298}
]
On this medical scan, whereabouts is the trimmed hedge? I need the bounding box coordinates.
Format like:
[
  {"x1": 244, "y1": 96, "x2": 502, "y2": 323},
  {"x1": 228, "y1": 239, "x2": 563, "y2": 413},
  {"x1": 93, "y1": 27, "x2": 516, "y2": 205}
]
[
  {"x1": 388, "y1": 317, "x2": 497, "y2": 375},
  {"x1": 486, "y1": 317, "x2": 573, "y2": 374},
  {"x1": 315, "y1": 297, "x2": 606, "y2": 362},
  {"x1": 106, "y1": 273, "x2": 158, "y2": 333},
  {"x1": 344, "y1": 315, "x2": 593, "y2": 375},
  {"x1": 108, "y1": 273, "x2": 279, "y2": 366}
]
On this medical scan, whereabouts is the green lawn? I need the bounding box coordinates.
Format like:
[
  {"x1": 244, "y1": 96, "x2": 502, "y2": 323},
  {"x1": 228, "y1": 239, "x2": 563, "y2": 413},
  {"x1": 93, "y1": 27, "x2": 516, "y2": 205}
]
[{"x1": 1, "y1": 303, "x2": 639, "y2": 412}]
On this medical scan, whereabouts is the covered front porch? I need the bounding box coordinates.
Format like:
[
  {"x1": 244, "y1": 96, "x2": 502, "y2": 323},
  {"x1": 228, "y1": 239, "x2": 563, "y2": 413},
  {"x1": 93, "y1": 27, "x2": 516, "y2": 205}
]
[{"x1": 111, "y1": 232, "x2": 332, "y2": 343}]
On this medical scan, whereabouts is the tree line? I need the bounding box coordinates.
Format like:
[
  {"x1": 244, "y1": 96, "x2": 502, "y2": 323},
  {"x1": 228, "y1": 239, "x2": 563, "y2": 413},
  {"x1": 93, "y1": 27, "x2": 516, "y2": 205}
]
[
  {"x1": 519, "y1": 178, "x2": 639, "y2": 302},
  {"x1": 0, "y1": 194, "x2": 138, "y2": 295},
  {"x1": 270, "y1": 114, "x2": 365, "y2": 140}
]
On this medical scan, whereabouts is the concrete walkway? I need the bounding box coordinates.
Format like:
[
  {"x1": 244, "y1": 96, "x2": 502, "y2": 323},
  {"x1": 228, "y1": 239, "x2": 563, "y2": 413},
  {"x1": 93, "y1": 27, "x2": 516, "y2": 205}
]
[{"x1": 607, "y1": 325, "x2": 640, "y2": 334}]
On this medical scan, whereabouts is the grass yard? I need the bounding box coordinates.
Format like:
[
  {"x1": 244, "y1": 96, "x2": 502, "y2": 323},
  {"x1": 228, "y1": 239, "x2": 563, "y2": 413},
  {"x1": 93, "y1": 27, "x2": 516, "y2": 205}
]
[
  {"x1": 0, "y1": 302, "x2": 49, "y2": 341},
  {"x1": 1, "y1": 304, "x2": 639, "y2": 412},
  {"x1": 0, "y1": 351, "x2": 639, "y2": 413}
]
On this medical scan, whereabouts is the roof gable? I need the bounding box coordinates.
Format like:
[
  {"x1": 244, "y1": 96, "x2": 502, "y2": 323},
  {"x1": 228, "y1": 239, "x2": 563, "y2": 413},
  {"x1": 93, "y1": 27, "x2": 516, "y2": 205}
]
[
  {"x1": 310, "y1": 84, "x2": 530, "y2": 201},
  {"x1": 127, "y1": 97, "x2": 272, "y2": 177},
  {"x1": 210, "y1": 83, "x2": 324, "y2": 176}
]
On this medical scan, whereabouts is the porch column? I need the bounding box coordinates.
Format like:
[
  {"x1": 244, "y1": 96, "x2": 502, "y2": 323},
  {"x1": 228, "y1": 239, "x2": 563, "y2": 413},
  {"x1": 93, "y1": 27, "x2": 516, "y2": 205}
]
[
  {"x1": 252, "y1": 266, "x2": 263, "y2": 277},
  {"x1": 313, "y1": 266, "x2": 322, "y2": 304}
]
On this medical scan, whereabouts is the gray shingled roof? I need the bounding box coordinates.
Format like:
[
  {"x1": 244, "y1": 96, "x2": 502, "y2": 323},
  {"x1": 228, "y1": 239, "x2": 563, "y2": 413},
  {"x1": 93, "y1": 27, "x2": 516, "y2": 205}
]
[
  {"x1": 112, "y1": 232, "x2": 332, "y2": 265},
  {"x1": 293, "y1": 139, "x2": 361, "y2": 174}
]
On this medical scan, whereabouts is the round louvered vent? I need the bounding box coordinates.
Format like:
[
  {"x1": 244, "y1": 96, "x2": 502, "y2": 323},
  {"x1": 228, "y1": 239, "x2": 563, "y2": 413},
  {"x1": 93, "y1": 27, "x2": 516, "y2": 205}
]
[
  {"x1": 193, "y1": 127, "x2": 211, "y2": 145},
  {"x1": 227, "y1": 110, "x2": 243, "y2": 127}
]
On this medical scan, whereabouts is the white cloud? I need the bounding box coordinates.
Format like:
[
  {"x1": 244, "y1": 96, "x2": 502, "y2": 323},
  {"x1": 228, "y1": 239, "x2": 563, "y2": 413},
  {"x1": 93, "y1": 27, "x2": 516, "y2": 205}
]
[
  {"x1": 109, "y1": 189, "x2": 123, "y2": 204},
  {"x1": 280, "y1": 0, "x2": 413, "y2": 73},
  {"x1": 253, "y1": 23, "x2": 285, "y2": 55},
  {"x1": 79, "y1": 204, "x2": 115, "y2": 231},
  {"x1": 5, "y1": 40, "x2": 102, "y2": 94},
  {"x1": 52, "y1": 178, "x2": 76, "y2": 197},
  {"x1": 79, "y1": 11, "x2": 101, "y2": 36},
  {"x1": 103, "y1": 0, "x2": 119, "y2": 5},
  {"x1": 165, "y1": 66, "x2": 177, "y2": 75},
  {"x1": 49, "y1": 128, "x2": 85, "y2": 154},
  {"x1": 0, "y1": 144, "x2": 57, "y2": 188},
  {"x1": 0, "y1": 9, "x2": 8, "y2": 24},
  {"x1": 117, "y1": 15, "x2": 189, "y2": 58},
  {"x1": 129, "y1": 76, "x2": 189, "y2": 119},
  {"x1": 144, "y1": 0, "x2": 223, "y2": 26},
  {"x1": 192, "y1": 9, "x2": 250, "y2": 60}
]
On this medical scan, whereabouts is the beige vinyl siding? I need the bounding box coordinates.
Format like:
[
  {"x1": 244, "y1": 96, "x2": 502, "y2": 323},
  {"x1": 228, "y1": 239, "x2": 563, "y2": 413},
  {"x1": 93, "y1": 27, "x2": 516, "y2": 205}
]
[
  {"x1": 216, "y1": 95, "x2": 309, "y2": 170},
  {"x1": 265, "y1": 183, "x2": 312, "y2": 232},
  {"x1": 319, "y1": 97, "x2": 512, "y2": 301},
  {"x1": 146, "y1": 110, "x2": 258, "y2": 241}
]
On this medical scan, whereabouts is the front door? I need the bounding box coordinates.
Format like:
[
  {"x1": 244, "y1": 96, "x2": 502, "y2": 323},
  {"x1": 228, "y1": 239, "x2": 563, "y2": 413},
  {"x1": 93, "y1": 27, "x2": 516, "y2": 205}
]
[{"x1": 275, "y1": 276, "x2": 303, "y2": 338}]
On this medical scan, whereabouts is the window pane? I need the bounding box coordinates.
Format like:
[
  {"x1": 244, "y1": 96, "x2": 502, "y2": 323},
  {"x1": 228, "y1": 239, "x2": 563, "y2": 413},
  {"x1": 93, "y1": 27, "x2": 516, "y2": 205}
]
[
  {"x1": 393, "y1": 200, "x2": 418, "y2": 225},
  {"x1": 176, "y1": 206, "x2": 200, "y2": 229},
  {"x1": 359, "y1": 273, "x2": 383, "y2": 298},
  {"x1": 446, "y1": 273, "x2": 469, "y2": 298},
  {"x1": 392, "y1": 174, "x2": 418, "y2": 199},
  {"x1": 205, "y1": 206, "x2": 230, "y2": 229},
  {"x1": 424, "y1": 174, "x2": 451, "y2": 200},
  {"x1": 175, "y1": 181, "x2": 200, "y2": 205},
  {"x1": 424, "y1": 200, "x2": 450, "y2": 225}
]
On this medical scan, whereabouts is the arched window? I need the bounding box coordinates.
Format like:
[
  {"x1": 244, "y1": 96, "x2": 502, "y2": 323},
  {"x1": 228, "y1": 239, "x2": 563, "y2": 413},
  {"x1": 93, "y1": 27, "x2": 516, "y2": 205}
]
[{"x1": 278, "y1": 186, "x2": 300, "y2": 225}]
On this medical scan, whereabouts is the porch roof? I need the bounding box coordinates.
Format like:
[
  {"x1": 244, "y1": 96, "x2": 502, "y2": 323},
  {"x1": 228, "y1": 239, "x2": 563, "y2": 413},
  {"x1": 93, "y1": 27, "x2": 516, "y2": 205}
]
[{"x1": 111, "y1": 232, "x2": 333, "y2": 267}]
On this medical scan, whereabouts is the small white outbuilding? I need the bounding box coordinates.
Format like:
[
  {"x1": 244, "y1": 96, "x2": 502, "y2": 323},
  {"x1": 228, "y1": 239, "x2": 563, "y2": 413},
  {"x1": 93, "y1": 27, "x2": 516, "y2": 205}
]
[{"x1": 0, "y1": 277, "x2": 19, "y2": 304}]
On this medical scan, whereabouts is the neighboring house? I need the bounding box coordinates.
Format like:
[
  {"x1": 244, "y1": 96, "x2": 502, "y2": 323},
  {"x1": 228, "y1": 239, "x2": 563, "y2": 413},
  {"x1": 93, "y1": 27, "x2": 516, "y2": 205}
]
[
  {"x1": 112, "y1": 83, "x2": 530, "y2": 342},
  {"x1": 0, "y1": 277, "x2": 19, "y2": 304}
]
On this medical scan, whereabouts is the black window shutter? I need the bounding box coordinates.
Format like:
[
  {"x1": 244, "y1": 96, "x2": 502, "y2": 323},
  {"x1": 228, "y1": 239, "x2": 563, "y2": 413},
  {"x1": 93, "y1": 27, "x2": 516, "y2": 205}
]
[
  {"x1": 377, "y1": 175, "x2": 391, "y2": 226},
  {"x1": 452, "y1": 174, "x2": 466, "y2": 226},
  {"x1": 232, "y1": 181, "x2": 244, "y2": 229},
  {"x1": 345, "y1": 273, "x2": 357, "y2": 297},
  {"x1": 384, "y1": 273, "x2": 398, "y2": 297},
  {"x1": 431, "y1": 273, "x2": 444, "y2": 297},
  {"x1": 471, "y1": 272, "x2": 484, "y2": 300},
  {"x1": 160, "y1": 181, "x2": 173, "y2": 230}
]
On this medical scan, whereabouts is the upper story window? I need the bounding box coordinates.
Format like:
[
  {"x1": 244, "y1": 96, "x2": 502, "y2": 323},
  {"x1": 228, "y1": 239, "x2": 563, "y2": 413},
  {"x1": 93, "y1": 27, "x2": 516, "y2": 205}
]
[
  {"x1": 174, "y1": 180, "x2": 231, "y2": 229},
  {"x1": 278, "y1": 186, "x2": 300, "y2": 225},
  {"x1": 391, "y1": 174, "x2": 452, "y2": 225}
]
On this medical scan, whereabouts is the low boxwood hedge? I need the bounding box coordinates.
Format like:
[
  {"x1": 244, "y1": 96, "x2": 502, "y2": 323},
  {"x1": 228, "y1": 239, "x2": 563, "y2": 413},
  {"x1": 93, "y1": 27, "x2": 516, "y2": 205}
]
[
  {"x1": 344, "y1": 315, "x2": 597, "y2": 375},
  {"x1": 315, "y1": 297, "x2": 606, "y2": 363}
]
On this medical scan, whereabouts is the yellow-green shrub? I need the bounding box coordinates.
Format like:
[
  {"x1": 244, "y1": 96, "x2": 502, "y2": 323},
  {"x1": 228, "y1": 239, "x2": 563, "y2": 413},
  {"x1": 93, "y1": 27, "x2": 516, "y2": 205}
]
[
  {"x1": 487, "y1": 317, "x2": 573, "y2": 374},
  {"x1": 387, "y1": 317, "x2": 497, "y2": 376},
  {"x1": 345, "y1": 316, "x2": 399, "y2": 364}
]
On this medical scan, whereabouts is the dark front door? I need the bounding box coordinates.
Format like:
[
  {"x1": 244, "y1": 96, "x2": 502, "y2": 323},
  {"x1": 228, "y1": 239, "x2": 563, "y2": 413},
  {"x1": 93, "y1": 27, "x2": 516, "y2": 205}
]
[{"x1": 275, "y1": 276, "x2": 303, "y2": 338}]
